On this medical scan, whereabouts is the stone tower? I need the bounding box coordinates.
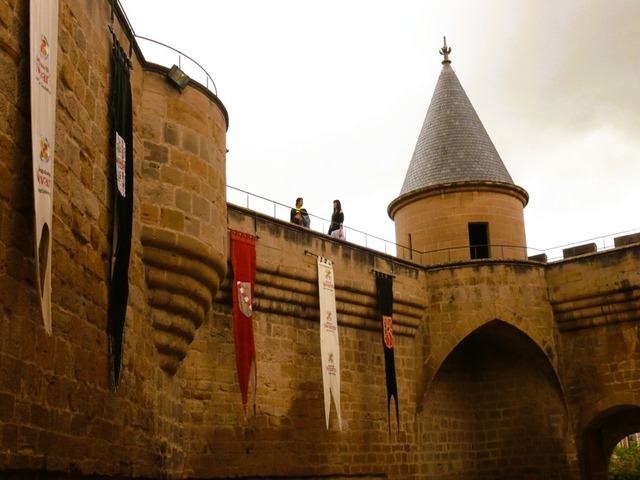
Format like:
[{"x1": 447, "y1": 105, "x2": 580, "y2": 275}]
[{"x1": 388, "y1": 39, "x2": 529, "y2": 265}]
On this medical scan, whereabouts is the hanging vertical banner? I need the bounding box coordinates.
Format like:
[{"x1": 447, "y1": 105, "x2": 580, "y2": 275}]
[
  {"x1": 230, "y1": 230, "x2": 257, "y2": 416},
  {"x1": 108, "y1": 35, "x2": 133, "y2": 388},
  {"x1": 30, "y1": 0, "x2": 59, "y2": 334},
  {"x1": 375, "y1": 272, "x2": 400, "y2": 435},
  {"x1": 317, "y1": 256, "x2": 342, "y2": 430}
]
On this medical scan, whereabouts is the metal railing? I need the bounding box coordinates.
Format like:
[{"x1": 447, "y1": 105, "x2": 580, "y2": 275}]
[
  {"x1": 115, "y1": 0, "x2": 218, "y2": 95},
  {"x1": 227, "y1": 186, "x2": 400, "y2": 256},
  {"x1": 133, "y1": 36, "x2": 218, "y2": 95},
  {"x1": 410, "y1": 244, "x2": 542, "y2": 265},
  {"x1": 531, "y1": 229, "x2": 640, "y2": 262},
  {"x1": 227, "y1": 185, "x2": 640, "y2": 264}
]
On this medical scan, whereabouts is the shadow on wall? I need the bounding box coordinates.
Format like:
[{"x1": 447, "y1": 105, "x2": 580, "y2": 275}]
[{"x1": 417, "y1": 321, "x2": 578, "y2": 478}]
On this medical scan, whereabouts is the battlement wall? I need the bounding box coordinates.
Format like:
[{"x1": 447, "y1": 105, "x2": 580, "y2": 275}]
[{"x1": 180, "y1": 205, "x2": 426, "y2": 478}]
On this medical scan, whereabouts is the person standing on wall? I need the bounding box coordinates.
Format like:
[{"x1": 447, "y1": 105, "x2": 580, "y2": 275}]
[
  {"x1": 328, "y1": 199, "x2": 344, "y2": 239},
  {"x1": 290, "y1": 197, "x2": 310, "y2": 228}
]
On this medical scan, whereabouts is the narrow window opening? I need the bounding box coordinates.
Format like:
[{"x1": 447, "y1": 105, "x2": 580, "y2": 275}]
[
  {"x1": 408, "y1": 233, "x2": 413, "y2": 260},
  {"x1": 468, "y1": 223, "x2": 489, "y2": 259}
]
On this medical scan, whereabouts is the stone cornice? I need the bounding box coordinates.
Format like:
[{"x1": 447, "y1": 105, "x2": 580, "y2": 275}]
[{"x1": 388, "y1": 180, "x2": 530, "y2": 220}]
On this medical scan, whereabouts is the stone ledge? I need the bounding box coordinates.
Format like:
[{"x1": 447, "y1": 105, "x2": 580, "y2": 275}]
[{"x1": 552, "y1": 287, "x2": 640, "y2": 332}]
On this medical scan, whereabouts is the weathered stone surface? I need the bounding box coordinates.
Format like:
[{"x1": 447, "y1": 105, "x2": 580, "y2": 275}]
[{"x1": 1, "y1": 1, "x2": 639, "y2": 479}]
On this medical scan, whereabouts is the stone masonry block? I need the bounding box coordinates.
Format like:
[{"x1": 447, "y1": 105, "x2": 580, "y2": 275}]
[
  {"x1": 160, "y1": 208, "x2": 185, "y2": 231},
  {"x1": 182, "y1": 129, "x2": 199, "y2": 155},
  {"x1": 144, "y1": 141, "x2": 169, "y2": 164},
  {"x1": 160, "y1": 165, "x2": 184, "y2": 186},
  {"x1": 164, "y1": 122, "x2": 180, "y2": 146},
  {"x1": 614, "y1": 233, "x2": 640, "y2": 248},
  {"x1": 563, "y1": 243, "x2": 597, "y2": 259}
]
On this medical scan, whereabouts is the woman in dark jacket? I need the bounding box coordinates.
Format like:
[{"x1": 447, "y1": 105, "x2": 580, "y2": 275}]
[{"x1": 328, "y1": 199, "x2": 344, "y2": 237}]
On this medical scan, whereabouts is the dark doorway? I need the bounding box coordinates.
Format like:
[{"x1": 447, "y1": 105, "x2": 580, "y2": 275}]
[
  {"x1": 417, "y1": 320, "x2": 577, "y2": 478},
  {"x1": 469, "y1": 223, "x2": 489, "y2": 259},
  {"x1": 583, "y1": 407, "x2": 640, "y2": 480}
]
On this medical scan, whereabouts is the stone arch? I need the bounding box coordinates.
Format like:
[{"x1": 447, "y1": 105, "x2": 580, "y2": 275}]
[
  {"x1": 419, "y1": 308, "x2": 561, "y2": 408},
  {"x1": 414, "y1": 319, "x2": 578, "y2": 478},
  {"x1": 576, "y1": 393, "x2": 640, "y2": 480}
]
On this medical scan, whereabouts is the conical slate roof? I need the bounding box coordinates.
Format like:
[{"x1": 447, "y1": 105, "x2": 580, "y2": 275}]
[{"x1": 400, "y1": 43, "x2": 513, "y2": 196}]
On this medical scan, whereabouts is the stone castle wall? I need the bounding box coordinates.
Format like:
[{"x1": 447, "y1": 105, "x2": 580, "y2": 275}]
[
  {"x1": 413, "y1": 261, "x2": 579, "y2": 478},
  {"x1": 1, "y1": 0, "x2": 640, "y2": 479},
  {"x1": 180, "y1": 205, "x2": 426, "y2": 479},
  {"x1": 1, "y1": 0, "x2": 228, "y2": 477},
  {"x1": 547, "y1": 245, "x2": 640, "y2": 477}
]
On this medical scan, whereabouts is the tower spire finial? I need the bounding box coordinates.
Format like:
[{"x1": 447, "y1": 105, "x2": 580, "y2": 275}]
[{"x1": 439, "y1": 36, "x2": 451, "y2": 65}]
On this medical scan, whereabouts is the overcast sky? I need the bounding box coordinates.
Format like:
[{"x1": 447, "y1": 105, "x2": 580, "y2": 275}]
[{"x1": 120, "y1": 0, "x2": 640, "y2": 258}]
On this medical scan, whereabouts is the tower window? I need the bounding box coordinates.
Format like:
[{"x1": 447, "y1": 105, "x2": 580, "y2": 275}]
[{"x1": 468, "y1": 223, "x2": 489, "y2": 259}]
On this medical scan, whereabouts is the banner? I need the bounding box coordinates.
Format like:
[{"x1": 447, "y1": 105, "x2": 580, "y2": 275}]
[
  {"x1": 317, "y1": 256, "x2": 342, "y2": 430},
  {"x1": 108, "y1": 36, "x2": 133, "y2": 388},
  {"x1": 30, "y1": 0, "x2": 59, "y2": 334},
  {"x1": 230, "y1": 230, "x2": 257, "y2": 416},
  {"x1": 376, "y1": 272, "x2": 400, "y2": 434}
]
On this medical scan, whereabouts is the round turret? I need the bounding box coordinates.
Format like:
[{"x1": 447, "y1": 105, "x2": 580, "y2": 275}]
[{"x1": 388, "y1": 39, "x2": 529, "y2": 265}]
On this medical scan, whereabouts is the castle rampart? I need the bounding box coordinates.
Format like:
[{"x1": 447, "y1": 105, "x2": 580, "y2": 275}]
[{"x1": 1, "y1": 1, "x2": 639, "y2": 478}]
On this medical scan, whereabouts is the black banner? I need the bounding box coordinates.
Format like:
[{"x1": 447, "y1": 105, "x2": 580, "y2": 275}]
[
  {"x1": 375, "y1": 272, "x2": 400, "y2": 435},
  {"x1": 108, "y1": 36, "x2": 133, "y2": 388}
]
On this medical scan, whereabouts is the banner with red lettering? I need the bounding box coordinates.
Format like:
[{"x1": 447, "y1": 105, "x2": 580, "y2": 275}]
[
  {"x1": 231, "y1": 230, "x2": 257, "y2": 416},
  {"x1": 30, "y1": 0, "x2": 59, "y2": 334},
  {"x1": 317, "y1": 256, "x2": 342, "y2": 430},
  {"x1": 376, "y1": 272, "x2": 400, "y2": 435}
]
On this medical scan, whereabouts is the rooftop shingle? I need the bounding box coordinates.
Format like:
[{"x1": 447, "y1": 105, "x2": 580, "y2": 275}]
[{"x1": 400, "y1": 52, "x2": 513, "y2": 196}]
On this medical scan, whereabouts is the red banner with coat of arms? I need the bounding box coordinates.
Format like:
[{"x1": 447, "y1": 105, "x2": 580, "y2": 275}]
[{"x1": 230, "y1": 230, "x2": 257, "y2": 416}]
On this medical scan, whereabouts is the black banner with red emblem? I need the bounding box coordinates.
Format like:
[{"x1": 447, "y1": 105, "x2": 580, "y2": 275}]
[
  {"x1": 108, "y1": 35, "x2": 133, "y2": 389},
  {"x1": 375, "y1": 272, "x2": 399, "y2": 435}
]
